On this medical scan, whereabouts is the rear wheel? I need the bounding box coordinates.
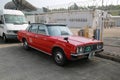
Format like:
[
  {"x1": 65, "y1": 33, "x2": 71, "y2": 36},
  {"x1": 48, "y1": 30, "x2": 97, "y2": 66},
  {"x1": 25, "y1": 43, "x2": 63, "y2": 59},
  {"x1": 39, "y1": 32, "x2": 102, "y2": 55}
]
[
  {"x1": 53, "y1": 49, "x2": 67, "y2": 66},
  {"x1": 3, "y1": 34, "x2": 8, "y2": 42},
  {"x1": 23, "y1": 39, "x2": 30, "y2": 50}
]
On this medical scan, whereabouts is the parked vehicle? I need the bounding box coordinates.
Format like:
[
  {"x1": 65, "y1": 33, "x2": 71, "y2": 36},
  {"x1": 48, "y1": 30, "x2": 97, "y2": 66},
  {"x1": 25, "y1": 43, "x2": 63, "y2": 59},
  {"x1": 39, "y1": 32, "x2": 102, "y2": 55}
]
[
  {"x1": 17, "y1": 23, "x2": 103, "y2": 66},
  {"x1": 0, "y1": 9, "x2": 28, "y2": 42}
]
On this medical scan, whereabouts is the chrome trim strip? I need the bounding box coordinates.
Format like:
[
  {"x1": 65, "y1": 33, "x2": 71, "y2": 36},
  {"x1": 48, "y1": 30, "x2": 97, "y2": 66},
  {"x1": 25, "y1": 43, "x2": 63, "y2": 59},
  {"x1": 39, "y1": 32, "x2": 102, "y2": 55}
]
[{"x1": 29, "y1": 45, "x2": 52, "y2": 56}]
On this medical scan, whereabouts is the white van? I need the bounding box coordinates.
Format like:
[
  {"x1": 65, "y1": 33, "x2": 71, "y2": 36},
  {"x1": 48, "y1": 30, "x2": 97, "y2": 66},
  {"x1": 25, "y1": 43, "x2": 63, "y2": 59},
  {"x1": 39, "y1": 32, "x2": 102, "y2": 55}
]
[{"x1": 0, "y1": 9, "x2": 28, "y2": 42}]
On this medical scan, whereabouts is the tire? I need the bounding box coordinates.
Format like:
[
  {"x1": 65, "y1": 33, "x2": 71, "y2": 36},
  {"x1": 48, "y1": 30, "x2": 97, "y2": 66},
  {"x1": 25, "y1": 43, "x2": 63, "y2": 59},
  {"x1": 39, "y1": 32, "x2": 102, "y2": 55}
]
[
  {"x1": 53, "y1": 49, "x2": 67, "y2": 66},
  {"x1": 23, "y1": 39, "x2": 30, "y2": 50},
  {"x1": 3, "y1": 34, "x2": 8, "y2": 42},
  {"x1": 84, "y1": 54, "x2": 89, "y2": 59}
]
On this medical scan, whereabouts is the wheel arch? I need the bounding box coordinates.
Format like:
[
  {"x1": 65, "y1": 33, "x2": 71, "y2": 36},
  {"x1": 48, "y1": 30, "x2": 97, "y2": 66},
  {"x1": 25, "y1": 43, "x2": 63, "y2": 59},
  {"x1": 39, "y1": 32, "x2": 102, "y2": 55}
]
[
  {"x1": 22, "y1": 37, "x2": 26, "y2": 42},
  {"x1": 52, "y1": 46, "x2": 66, "y2": 56},
  {"x1": 52, "y1": 46, "x2": 64, "y2": 52}
]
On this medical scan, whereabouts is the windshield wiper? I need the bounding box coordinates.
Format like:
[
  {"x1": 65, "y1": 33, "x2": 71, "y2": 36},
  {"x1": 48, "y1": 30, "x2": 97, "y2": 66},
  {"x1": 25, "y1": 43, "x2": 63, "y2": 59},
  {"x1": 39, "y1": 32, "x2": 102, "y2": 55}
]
[{"x1": 61, "y1": 31, "x2": 69, "y2": 35}]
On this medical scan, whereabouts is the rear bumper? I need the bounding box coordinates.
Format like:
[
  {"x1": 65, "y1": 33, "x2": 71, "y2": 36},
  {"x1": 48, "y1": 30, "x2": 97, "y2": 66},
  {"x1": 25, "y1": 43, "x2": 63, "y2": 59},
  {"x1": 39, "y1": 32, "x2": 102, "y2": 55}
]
[{"x1": 71, "y1": 49, "x2": 104, "y2": 60}]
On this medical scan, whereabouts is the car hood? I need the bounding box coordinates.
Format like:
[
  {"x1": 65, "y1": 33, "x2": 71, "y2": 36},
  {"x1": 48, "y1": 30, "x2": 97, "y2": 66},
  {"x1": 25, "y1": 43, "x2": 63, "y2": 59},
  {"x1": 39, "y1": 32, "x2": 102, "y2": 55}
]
[{"x1": 55, "y1": 36, "x2": 102, "y2": 46}]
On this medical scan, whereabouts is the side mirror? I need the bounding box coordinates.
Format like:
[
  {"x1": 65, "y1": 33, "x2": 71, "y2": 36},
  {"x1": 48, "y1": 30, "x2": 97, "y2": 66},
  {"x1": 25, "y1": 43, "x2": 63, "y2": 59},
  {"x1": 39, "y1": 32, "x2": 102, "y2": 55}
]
[
  {"x1": 92, "y1": 35, "x2": 95, "y2": 40},
  {"x1": 64, "y1": 37, "x2": 69, "y2": 42},
  {"x1": 92, "y1": 35, "x2": 95, "y2": 39},
  {"x1": 28, "y1": 21, "x2": 31, "y2": 24}
]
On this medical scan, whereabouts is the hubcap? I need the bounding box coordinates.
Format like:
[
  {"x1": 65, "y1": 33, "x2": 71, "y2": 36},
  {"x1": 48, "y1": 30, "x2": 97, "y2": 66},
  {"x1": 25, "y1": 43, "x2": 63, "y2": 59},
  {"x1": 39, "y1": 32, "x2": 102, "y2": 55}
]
[
  {"x1": 55, "y1": 52, "x2": 63, "y2": 63},
  {"x1": 3, "y1": 36, "x2": 6, "y2": 41},
  {"x1": 24, "y1": 41, "x2": 28, "y2": 48}
]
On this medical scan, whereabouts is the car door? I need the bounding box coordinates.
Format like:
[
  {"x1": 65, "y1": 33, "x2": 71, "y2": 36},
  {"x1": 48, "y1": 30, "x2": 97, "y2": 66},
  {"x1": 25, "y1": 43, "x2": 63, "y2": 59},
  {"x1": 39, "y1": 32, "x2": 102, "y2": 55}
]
[
  {"x1": 27, "y1": 24, "x2": 38, "y2": 48},
  {"x1": 35, "y1": 25, "x2": 51, "y2": 53}
]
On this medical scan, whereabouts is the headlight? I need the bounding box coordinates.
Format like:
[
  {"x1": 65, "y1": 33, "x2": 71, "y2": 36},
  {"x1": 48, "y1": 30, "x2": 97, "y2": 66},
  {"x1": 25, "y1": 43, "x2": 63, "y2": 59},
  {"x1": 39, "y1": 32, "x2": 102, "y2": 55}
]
[
  {"x1": 77, "y1": 47, "x2": 84, "y2": 53},
  {"x1": 97, "y1": 44, "x2": 103, "y2": 49},
  {"x1": 7, "y1": 30, "x2": 14, "y2": 33}
]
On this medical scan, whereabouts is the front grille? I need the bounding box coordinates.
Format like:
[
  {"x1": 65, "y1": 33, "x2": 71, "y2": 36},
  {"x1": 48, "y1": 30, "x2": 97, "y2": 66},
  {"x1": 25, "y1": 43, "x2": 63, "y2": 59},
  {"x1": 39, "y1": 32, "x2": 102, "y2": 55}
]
[
  {"x1": 13, "y1": 31, "x2": 18, "y2": 34},
  {"x1": 91, "y1": 44, "x2": 97, "y2": 51}
]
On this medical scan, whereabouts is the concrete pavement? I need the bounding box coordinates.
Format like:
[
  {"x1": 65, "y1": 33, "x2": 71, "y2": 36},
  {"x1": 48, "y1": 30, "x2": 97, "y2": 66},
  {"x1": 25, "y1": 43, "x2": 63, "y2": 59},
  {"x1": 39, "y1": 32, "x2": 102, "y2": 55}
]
[
  {"x1": 96, "y1": 37, "x2": 120, "y2": 63},
  {"x1": 0, "y1": 44, "x2": 120, "y2": 80}
]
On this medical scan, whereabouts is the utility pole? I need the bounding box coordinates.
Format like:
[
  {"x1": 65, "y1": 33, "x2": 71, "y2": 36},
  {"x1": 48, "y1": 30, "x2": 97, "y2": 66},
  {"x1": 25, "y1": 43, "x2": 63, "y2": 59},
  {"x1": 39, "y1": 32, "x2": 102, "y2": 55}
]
[{"x1": 100, "y1": 0, "x2": 104, "y2": 41}]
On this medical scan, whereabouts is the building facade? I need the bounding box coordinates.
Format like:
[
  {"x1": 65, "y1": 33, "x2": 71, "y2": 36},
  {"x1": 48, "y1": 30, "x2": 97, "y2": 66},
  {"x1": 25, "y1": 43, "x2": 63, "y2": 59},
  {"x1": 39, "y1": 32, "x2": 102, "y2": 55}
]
[
  {"x1": 25, "y1": 10, "x2": 111, "y2": 28},
  {"x1": 111, "y1": 16, "x2": 120, "y2": 27}
]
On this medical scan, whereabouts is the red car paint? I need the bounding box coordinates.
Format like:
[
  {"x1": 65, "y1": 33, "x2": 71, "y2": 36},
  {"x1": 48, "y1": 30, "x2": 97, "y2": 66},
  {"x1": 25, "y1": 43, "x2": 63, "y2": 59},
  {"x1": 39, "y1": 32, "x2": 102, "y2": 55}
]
[{"x1": 17, "y1": 23, "x2": 103, "y2": 60}]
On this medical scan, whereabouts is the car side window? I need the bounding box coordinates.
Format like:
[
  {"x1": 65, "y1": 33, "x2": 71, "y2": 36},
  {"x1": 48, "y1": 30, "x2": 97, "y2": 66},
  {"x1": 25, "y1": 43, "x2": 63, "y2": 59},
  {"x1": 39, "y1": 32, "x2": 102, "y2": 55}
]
[
  {"x1": 38, "y1": 25, "x2": 47, "y2": 35},
  {"x1": 26, "y1": 25, "x2": 31, "y2": 31},
  {"x1": 29, "y1": 25, "x2": 38, "y2": 33}
]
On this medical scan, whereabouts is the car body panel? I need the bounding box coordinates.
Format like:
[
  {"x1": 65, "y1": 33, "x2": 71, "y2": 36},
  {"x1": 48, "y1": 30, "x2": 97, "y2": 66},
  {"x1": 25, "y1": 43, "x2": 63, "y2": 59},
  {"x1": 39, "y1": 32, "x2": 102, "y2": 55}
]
[{"x1": 17, "y1": 23, "x2": 103, "y2": 60}]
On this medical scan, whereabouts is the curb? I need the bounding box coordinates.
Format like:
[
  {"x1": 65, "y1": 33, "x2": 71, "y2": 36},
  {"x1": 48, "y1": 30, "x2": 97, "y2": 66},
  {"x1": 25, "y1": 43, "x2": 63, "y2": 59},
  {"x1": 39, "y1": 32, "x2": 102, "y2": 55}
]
[
  {"x1": 104, "y1": 44, "x2": 120, "y2": 47},
  {"x1": 95, "y1": 52, "x2": 120, "y2": 63}
]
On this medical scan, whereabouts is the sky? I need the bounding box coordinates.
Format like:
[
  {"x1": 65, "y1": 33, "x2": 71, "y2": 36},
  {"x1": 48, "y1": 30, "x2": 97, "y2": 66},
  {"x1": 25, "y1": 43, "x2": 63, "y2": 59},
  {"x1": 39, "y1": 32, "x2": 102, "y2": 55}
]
[{"x1": 0, "y1": 0, "x2": 120, "y2": 9}]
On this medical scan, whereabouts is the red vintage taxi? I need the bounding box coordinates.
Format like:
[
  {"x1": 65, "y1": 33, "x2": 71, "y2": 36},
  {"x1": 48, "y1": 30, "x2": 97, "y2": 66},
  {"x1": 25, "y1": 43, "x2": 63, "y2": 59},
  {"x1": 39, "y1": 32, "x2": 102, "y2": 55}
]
[{"x1": 17, "y1": 23, "x2": 103, "y2": 66}]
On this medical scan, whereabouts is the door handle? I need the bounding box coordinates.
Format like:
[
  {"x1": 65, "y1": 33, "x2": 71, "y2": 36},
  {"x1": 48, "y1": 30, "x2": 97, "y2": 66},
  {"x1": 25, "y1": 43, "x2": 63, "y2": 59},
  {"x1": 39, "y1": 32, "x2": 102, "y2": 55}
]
[
  {"x1": 26, "y1": 33, "x2": 30, "y2": 35},
  {"x1": 43, "y1": 38, "x2": 47, "y2": 40},
  {"x1": 35, "y1": 35, "x2": 38, "y2": 38}
]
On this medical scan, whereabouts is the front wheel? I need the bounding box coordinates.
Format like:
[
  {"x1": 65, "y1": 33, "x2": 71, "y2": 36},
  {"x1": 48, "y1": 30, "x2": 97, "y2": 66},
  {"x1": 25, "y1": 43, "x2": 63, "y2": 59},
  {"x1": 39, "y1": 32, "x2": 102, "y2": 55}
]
[
  {"x1": 23, "y1": 39, "x2": 30, "y2": 50},
  {"x1": 3, "y1": 34, "x2": 8, "y2": 42},
  {"x1": 53, "y1": 49, "x2": 67, "y2": 66}
]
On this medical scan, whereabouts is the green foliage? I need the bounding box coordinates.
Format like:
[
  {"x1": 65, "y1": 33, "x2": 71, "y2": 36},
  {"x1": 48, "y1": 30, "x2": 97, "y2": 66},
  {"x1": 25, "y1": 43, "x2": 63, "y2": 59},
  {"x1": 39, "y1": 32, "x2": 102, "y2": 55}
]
[
  {"x1": 91, "y1": 5, "x2": 120, "y2": 16},
  {"x1": 49, "y1": 4, "x2": 120, "y2": 16},
  {"x1": 68, "y1": 3, "x2": 79, "y2": 10},
  {"x1": 43, "y1": 7, "x2": 50, "y2": 12}
]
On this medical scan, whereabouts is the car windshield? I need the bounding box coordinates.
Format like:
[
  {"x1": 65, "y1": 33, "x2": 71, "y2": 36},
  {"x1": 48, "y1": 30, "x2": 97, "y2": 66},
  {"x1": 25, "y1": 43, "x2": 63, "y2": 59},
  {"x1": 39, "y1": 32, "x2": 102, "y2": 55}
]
[
  {"x1": 47, "y1": 25, "x2": 72, "y2": 36},
  {"x1": 4, "y1": 14, "x2": 27, "y2": 24}
]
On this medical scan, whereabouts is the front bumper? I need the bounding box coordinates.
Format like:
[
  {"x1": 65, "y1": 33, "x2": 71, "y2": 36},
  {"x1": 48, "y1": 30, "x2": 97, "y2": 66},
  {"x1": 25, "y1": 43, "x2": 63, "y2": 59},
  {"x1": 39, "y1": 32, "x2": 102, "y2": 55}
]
[
  {"x1": 71, "y1": 49, "x2": 104, "y2": 60},
  {"x1": 6, "y1": 34, "x2": 17, "y2": 39}
]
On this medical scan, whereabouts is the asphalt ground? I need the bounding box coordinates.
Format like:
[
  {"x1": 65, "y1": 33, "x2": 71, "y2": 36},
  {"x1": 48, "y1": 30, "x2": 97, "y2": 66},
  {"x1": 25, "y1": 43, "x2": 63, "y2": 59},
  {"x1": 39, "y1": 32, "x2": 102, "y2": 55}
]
[{"x1": 0, "y1": 38, "x2": 120, "y2": 80}]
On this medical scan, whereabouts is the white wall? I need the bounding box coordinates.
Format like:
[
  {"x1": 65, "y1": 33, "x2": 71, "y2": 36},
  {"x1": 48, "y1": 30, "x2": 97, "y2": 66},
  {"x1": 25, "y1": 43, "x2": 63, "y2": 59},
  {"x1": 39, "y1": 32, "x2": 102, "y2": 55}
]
[
  {"x1": 113, "y1": 18, "x2": 120, "y2": 27},
  {"x1": 25, "y1": 15, "x2": 35, "y2": 23},
  {"x1": 33, "y1": 10, "x2": 94, "y2": 28},
  {"x1": 26, "y1": 10, "x2": 112, "y2": 28}
]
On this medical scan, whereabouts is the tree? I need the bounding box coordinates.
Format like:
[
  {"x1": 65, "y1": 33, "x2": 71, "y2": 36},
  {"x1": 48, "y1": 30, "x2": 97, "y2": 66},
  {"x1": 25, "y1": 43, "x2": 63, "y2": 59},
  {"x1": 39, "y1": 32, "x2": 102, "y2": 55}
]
[
  {"x1": 68, "y1": 3, "x2": 79, "y2": 10},
  {"x1": 43, "y1": 7, "x2": 50, "y2": 12}
]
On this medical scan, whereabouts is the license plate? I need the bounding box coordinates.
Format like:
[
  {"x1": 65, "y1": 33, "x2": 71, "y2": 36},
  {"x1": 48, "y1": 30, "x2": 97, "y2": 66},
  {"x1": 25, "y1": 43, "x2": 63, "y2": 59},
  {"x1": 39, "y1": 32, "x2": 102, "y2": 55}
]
[
  {"x1": 85, "y1": 46, "x2": 91, "y2": 52},
  {"x1": 88, "y1": 52, "x2": 95, "y2": 59}
]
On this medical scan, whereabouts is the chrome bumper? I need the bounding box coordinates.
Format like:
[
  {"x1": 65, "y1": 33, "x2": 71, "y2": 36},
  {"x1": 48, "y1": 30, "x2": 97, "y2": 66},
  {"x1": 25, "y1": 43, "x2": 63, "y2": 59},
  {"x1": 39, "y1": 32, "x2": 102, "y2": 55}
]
[{"x1": 71, "y1": 49, "x2": 104, "y2": 57}]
